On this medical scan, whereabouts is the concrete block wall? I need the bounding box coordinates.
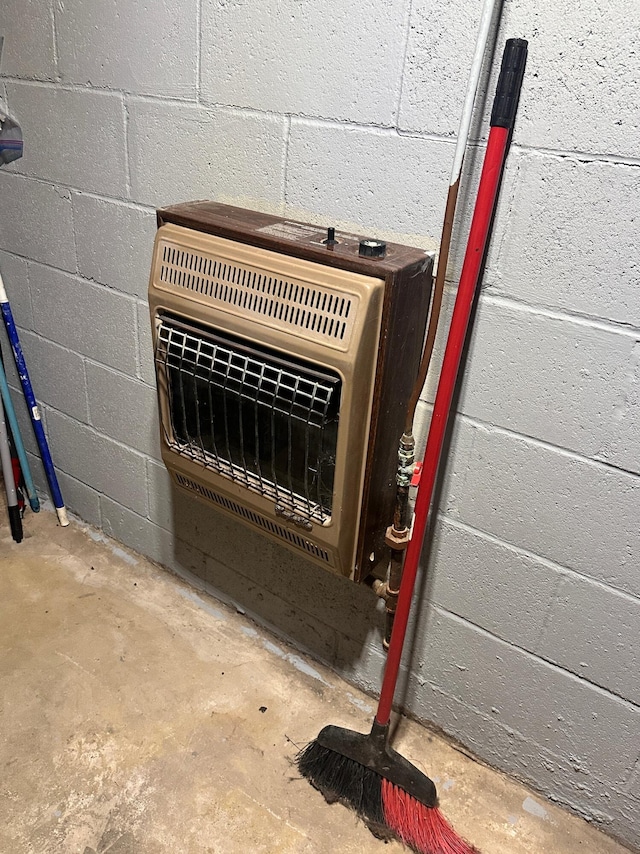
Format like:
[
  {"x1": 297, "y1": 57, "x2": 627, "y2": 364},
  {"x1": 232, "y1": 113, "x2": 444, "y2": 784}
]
[{"x1": 1, "y1": 0, "x2": 638, "y2": 847}]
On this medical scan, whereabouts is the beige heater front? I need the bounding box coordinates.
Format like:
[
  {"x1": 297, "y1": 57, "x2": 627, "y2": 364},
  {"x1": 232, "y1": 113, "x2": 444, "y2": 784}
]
[{"x1": 149, "y1": 222, "x2": 387, "y2": 577}]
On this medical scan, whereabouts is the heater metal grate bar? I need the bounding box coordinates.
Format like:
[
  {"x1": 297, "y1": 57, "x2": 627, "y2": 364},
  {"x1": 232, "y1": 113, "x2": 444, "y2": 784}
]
[{"x1": 156, "y1": 314, "x2": 340, "y2": 524}]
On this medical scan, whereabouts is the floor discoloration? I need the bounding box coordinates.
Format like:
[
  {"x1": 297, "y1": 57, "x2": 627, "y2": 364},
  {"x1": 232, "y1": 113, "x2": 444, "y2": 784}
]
[{"x1": 0, "y1": 508, "x2": 631, "y2": 853}]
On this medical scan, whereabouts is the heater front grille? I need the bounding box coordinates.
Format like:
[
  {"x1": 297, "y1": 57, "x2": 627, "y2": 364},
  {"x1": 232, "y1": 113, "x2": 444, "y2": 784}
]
[
  {"x1": 158, "y1": 240, "x2": 357, "y2": 348},
  {"x1": 156, "y1": 313, "x2": 341, "y2": 525},
  {"x1": 174, "y1": 473, "x2": 333, "y2": 564}
]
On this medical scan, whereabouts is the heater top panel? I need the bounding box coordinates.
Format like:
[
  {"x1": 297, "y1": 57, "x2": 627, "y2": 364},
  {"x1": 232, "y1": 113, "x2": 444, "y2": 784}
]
[
  {"x1": 151, "y1": 223, "x2": 381, "y2": 355},
  {"x1": 158, "y1": 202, "x2": 433, "y2": 280}
]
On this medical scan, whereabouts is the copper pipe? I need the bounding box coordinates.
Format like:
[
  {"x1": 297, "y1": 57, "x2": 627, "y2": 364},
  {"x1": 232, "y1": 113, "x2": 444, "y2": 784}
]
[
  {"x1": 404, "y1": 179, "x2": 459, "y2": 434},
  {"x1": 383, "y1": 548, "x2": 404, "y2": 649},
  {"x1": 377, "y1": 434, "x2": 415, "y2": 648}
]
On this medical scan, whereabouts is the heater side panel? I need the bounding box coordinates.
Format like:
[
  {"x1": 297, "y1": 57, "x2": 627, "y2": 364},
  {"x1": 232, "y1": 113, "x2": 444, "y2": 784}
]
[{"x1": 354, "y1": 258, "x2": 433, "y2": 582}]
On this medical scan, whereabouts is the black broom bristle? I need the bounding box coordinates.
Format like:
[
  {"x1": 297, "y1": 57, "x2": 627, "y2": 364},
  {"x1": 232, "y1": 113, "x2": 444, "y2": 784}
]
[{"x1": 297, "y1": 738, "x2": 387, "y2": 833}]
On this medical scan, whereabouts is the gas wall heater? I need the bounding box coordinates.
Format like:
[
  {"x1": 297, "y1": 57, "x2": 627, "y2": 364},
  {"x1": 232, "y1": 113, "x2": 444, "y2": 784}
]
[{"x1": 149, "y1": 203, "x2": 433, "y2": 582}]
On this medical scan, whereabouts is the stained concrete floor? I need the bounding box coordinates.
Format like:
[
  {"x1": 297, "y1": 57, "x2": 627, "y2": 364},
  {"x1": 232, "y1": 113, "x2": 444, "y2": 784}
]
[{"x1": 0, "y1": 504, "x2": 632, "y2": 854}]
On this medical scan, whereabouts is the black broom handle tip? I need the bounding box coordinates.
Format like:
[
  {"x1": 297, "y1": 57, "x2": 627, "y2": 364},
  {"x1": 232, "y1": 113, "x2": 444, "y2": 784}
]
[{"x1": 490, "y1": 38, "x2": 529, "y2": 130}]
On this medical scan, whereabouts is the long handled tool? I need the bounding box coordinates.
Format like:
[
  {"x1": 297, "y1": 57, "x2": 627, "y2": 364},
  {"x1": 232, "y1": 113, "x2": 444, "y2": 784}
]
[
  {"x1": 0, "y1": 107, "x2": 23, "y2": 166},
  {"x1": 298, "y1": 39, "x2": 528, "y2": 854},
  {"x1": 0, "y1": 394, "x2": 22, "y2": 541},
  {"x1": 0, "y1": 352, "x2": 39, "y2": 512},
  {"x1": 405, "y1": 0, "x2": 501, "y2": 432},
  {"x1": 0, "y1": 104, "x2": 41, "y2": 515},
  {"x1": 381, "y1": 0, "x2": 502, "y2": 649},
  {"x1": 0, "y1": 272, "x2": 68, "y2": 526}
]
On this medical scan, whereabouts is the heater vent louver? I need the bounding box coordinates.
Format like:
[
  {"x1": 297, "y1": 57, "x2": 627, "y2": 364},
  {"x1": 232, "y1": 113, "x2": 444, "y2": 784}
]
[
  {"x1": 174, "y1": 473, "x2": 333, "y2": 565},
  {"x1": 158, "y1": 241, "x2": 356, "y2": 347}
]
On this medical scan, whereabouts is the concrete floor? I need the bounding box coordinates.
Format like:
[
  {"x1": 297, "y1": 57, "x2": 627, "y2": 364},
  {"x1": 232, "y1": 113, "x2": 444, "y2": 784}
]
[{"x1": 0, "y1": 504, "x2": 632, "y2": 854}]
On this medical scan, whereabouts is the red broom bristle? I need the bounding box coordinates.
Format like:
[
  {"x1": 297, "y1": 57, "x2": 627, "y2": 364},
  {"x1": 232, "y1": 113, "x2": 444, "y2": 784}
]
[{"x1": 381, "y1": 779, "x2": 480, "y2": 854}]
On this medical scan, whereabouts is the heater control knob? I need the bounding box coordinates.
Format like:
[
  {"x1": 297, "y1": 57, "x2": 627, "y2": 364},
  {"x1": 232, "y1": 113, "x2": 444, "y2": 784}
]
[
  {"x1": 359, "y1": 239, "x2": 386, "y2": 258},
  {"x1": 323, "y1": 227, "x2": 337, "y2": 246}
]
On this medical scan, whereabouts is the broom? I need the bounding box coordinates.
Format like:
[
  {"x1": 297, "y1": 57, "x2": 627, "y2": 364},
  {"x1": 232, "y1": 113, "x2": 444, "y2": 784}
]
[{"x1": 298, "y1": 38, "x2": 528, "y2": 854}]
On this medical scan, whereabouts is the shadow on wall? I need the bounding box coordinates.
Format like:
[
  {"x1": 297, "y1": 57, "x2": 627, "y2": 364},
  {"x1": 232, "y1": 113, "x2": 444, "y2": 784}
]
[{"x1": 170, "y1": 483, "x2": 386, "y2": 671}]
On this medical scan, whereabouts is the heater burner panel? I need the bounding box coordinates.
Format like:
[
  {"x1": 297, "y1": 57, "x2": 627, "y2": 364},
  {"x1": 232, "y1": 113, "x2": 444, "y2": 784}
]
[{"x1": 156, "y1": 314, "x2": 341, "y2": 524}]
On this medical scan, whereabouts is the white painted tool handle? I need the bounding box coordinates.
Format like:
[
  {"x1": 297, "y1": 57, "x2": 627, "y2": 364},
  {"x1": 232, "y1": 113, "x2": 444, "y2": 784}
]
[{"x1": 449, "y1": 0, "x2": 499, "y2": 186}]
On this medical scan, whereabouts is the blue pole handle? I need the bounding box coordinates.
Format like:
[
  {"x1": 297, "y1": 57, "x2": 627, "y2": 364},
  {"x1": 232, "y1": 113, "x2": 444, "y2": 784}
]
[
  {"x1": 0, "y1": 356, "x2": 40, "y2": 511},
  {"x1": 0, "y1": 273, "x2": 68, "y2": 525}
]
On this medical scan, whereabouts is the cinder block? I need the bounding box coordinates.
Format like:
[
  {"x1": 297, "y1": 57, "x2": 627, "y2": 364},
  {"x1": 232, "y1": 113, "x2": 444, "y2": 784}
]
[
  {"x1": 0, "y1": 0, "x2": 57, "y2": 80},
  {"x1": 205, "y1": 553, "x2": 338, "y2": 665},
  {"x1": 416, "y1": 608, "x2": 639, "y2": 783},
  {"x1": 428, "y1": 519, "x2": 560, "y2": 651},
  {"x1": 239, "y1": 532, "x2": 382, "y2": 641},
  {"x1": 55, "y1": 0, "x2": 197, "y2": 98},
  {"x1": 333, "y1": 624, "x2": 387, "y2": 689},
  {"x1": 0, "y1": 173, "x2": 76, "y2": 272},
  {"x1": 458, "y1": 297, "x2": 640, "y2": 471},
  {"x1": 0, "y1": 251, "x2": 32, "y2": 329},
  {"x1": 164, "y1": 482, "x2": 381, "y2": 652},
  {"x1": 405, "y1": 683, "x2": 570, "y2": 794},
  {"x1": 137, "y1": 300, "x2": 156, "y2": 387},
  {"x1": 600, "y1": 340, "x2": 640, "y2": 478},
  {"x1": 28, "y1": 263, "x2": 137, "y2": 374},
  {"x1": 286, "y1": 119, "x2": 450, "y2": 240},
  {"x1": 538, "y1": 576, "x2": 640, "y2": 703},
  {"x1": 399, "y1": 0, "x2": 490, "y2": 136},
  {"x1": 55, "y1": 469, "x2": 101, "y2": 527},
  {"x1": 73, "y1": 195, "x2": 156, "y2": 298},
  {"x1": 488, "y1": 154, "x2": 640, "y2": 328},
  {"x1": 629, "y1": 763, "x2": 640, "y2": 797},
  {"x1": 502, "y1": 0, "x2": 639, "y2": 157},
  {"x1": 147, "y1": 459, "x2": 173, "y2": 531},
  {"x1": 6, "y1": 83, "x2": 127, "y2": 197},
  {"x1": 448, "y1": 421, "x2": 640, "y2": 598},
  {"x1": 46, "y1": 409, "x2": 148, "y2": 516},
  {"x1": 27, "y1": 450, "x2": 49, "y2": 499},
  {"x1": 101, "y1": 494, "x2": 210, "y2": 584},
  {"x1": 99, "y1": 495, "x2": 181, "y2": 571},
  {"x1": 200, "y1": 0, "x2": 410, "y2": 125},
  {"x1": 581, "y1": 786, "x2": 639, "y2": 851},
  {"x1": 400, "y1": 0, "x2": 639, "y2": 158},
  {"x1": 411, "y1": 400, "x2": 473, "y2": 517},
  {"x1": 14, "y1": 329, "x2": 88, "y2": 423},
  {"x1": 157, "y1": 488, "x2": 366, "y2": 664},
  {"x1": 407, "y1": 685, "x2": 638, "y2": 848},
  {"x1": 3, "y1": 381, "x2": 40, "y2": 457},
  {"x1": 171, "y1": 487, "x2": 276, "y2": 574},
  {"x1": 86, "y1": 361, "x2": 160, "y2": 459},
  {"x1": 127, "y1": 99, "x2": 286, "y2": 209}
]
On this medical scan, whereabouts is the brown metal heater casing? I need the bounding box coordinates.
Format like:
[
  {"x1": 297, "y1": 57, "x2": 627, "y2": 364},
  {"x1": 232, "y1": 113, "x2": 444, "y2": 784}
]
[{"x1": 149, "y1": 202, "x2": 433, "y2": 582}]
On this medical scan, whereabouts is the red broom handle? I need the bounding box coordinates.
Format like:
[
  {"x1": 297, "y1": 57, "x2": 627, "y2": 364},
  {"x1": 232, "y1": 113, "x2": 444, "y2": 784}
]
[{"x1": 376, "y1": 39, "x2": 528, "y2": 727}]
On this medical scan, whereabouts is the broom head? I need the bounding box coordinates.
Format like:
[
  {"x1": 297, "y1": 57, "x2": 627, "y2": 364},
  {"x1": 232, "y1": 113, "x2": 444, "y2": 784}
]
[{"x1": 297, "y1": 721, "x2": 479, "y2": 854}]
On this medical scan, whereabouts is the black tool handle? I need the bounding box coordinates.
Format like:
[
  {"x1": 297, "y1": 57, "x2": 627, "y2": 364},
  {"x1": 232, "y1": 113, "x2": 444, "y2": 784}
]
[
  {"x1": 9, "y1": 503, "x2": 23, "y2": 543},
  {"x1": 490, "y1": 38, "x2": 528, "y2": 129}
]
